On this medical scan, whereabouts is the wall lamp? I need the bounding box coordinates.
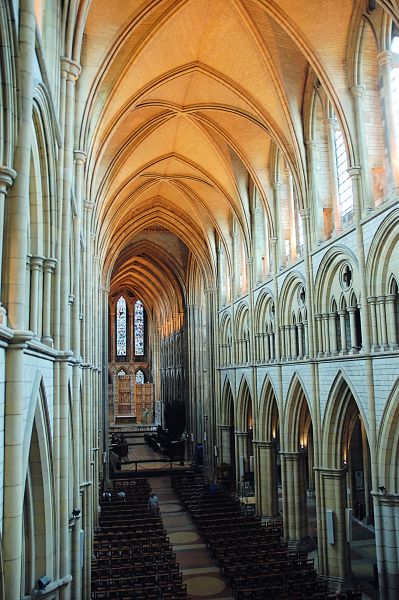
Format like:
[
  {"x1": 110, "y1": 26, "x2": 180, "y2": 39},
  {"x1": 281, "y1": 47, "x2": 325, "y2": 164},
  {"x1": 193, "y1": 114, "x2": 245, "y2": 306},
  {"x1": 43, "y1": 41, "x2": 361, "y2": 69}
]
[
  {"x1": 37, "y1": 575, "x2": 51, "y2": 592},
  {"x1": 72, "y1": 508, "x2": 81, "y2": 518}
]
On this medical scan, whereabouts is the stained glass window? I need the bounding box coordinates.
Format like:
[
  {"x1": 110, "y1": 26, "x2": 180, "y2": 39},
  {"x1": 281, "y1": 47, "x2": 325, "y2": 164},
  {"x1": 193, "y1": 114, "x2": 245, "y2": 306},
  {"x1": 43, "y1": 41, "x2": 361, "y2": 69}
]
[
  {"x1": 136, "y1": 369, "x2": 145, "y2": 384},
  {"x1": 117, "y1": 369, "x2": 126, "y2": 377},
  {"x1": 391, "y1": 36, "x2": 399, "y2": 149},
  {"x1": 116, "y1": 296, "x2": 127, "y2": 356},
  {"x1": 334, "y1": 128, "x2": 353, "y2": 219},
  {"x1": 135, "y1": 300, "x2": 144, "y2": 355}
]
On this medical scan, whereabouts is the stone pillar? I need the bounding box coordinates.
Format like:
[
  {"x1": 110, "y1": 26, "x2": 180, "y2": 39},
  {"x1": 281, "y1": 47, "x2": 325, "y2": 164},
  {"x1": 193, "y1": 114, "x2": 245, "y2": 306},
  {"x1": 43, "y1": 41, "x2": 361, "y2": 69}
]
[
  {"x1": 303, "y1": 320, "x2": 309, "y2": 358},
  {"x1": 368, "y1": 297, "x2": 379, "y2": 351},
  {"x1": 373, "y1": 492, "x2": 399, "y2": 599},
  {"x1": 235, "y1": 432, "x2": 249, "y2": 492},
  {"x1": 290, "y1": 325, "x2": 297, "y2": 360},
  {"x1": 386, "y1": 294, "x2": 398, "y2": 349},
  {"x1": 280, "y1": 451, "x2": 309, "y2": 548},
  {"x1": 329, "y1": 313, "x2": 338, "y2": 355},
  {"x1": 254, "y1": 441, "x2": 279, "y2": 517},
  {"x1": 29, "y1": 255, "x2": 44, "y2": 336},
  {"x1": 347, "y1": 306, "x2": 358, "y2": 353},
  {"x1": 2, "y1": 3, "x2": 35, "y2": 598},
  {"x1": 377, "y1": 296, "x2": 389, "y2": 350},
  {"x1": 323, "y1": 314, "x2": 331, "y2": 356},
  {"x1": 315, "y1": 313, "x2": 323, "y2": 357},
  {"x1": 0, "y1": 167, "x2": 16, "y2": 324},
  {"x1": 219, "y1": 425, "x2": 232, "y2": 467},
  {"x1": 297, "y1": 322, "x2": 304, "y2": 359},
  {"x1": 42, "y1": 258, "x2": 57, "y2": 345},
  {"x1": 338, "y1": 310, "x2": 347, "y2": 353},
  {"x1": 317, "y1": 468, "x2": 353, "y2": 586},
  {"x1": 273, "y1": 182, "x2": 285, "y2": 269}
]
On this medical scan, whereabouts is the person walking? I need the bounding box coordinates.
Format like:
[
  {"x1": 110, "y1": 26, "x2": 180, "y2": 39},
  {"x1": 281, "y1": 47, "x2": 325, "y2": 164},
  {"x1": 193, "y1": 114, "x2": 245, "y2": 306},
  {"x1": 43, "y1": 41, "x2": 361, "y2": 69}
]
[{"x1": 148, "y1": 492, "x2": 159, "y2": 515}]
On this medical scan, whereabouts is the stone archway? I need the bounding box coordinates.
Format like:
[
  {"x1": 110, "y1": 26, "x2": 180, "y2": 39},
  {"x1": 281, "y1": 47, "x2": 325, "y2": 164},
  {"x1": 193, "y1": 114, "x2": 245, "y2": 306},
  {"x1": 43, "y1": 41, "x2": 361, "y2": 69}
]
[
  {"x1": 235, "y1": 378, "x2": 254, "y2": 495},
  {"x1": 254, "y1": 378, "x2": 280, "y2": 517},
  {"x1": 281, "y1": 376, "x2": 315, "y2": 549},
  {"x1": 319, "y1": 374, "x2": 374, "y2": 589}
]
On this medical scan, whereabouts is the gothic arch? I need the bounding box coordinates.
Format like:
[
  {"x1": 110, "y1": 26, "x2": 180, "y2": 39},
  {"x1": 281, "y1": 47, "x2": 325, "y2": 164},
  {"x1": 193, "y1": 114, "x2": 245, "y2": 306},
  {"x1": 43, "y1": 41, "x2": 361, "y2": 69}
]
[
  {"x1": 367, "y1": 208, "x2": 399, "y2": 296},
  {"x1": 322, "y1": 371, "x2": 370, "y2": 469},
  {"x1": 283, "y1": 374, "x2": 312, "y2": 453},
  {"x1": 257, "y1": 377, "x2": 280, "y2": 441},
  {"x1": 220, "y1": 376, "x2": 235, "y2": 425},
  {"x1": 236, "y1": 376, "x2": 253, "y2": 432},
  {"x1": 377, "y1": 376, "x2": 399, "y2": 493}
]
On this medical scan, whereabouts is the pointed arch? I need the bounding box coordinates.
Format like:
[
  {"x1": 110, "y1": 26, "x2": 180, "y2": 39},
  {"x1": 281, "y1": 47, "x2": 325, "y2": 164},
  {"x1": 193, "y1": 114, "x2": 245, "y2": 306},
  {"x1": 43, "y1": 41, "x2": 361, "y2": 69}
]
[
  {"x1": 220, "y1": 376, "x2": 235, "y2": 425},
  {"x1": 236, "y1": 375, "x2": 253, "y2": 431},
  {"x1": 322, "y1": 370, "x2": 370, "y2": 469},
  {"x1": 377, "y1": 376, "x2": 399, "y2": 493},
  {"x1": 257, "y1": 377, "x2": 280, "y2": 441},
  {"x1": 283, "y1": 374, "x2": 312, "y2": 452}
]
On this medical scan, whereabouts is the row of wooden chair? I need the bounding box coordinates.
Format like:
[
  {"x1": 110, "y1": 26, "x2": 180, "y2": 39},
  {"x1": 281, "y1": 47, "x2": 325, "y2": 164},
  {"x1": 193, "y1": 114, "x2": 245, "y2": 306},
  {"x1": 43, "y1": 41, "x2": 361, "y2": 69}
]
[{"x1": 92, "y1": 477, "x2": 189, "y2": 599}]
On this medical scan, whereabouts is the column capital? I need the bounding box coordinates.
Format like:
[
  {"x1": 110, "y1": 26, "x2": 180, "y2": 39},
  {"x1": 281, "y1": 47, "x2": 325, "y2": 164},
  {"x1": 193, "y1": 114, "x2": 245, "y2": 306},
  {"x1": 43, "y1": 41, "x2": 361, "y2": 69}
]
[
  {"x1": 376, "y1": 295, "x2": 387, "y2": 303},
  {"x1": 43, "y1": 257, "x2": 57, "y2": 272},
  {"x1": 377, "y1": 50, "x2": 392, "y2": 69},
  {"x1": 305, "y1": 138, "x2": 317, "y2": 150},
  {"x1": 273, "y1": 181, "x2": 281, "y2": 191},
  {"x1": 30, "y1": 255, "x2": 45, "y2": 270},
  {"x1": 347, "y1": 165, "x2": 361, "y2": 178},
  {"x1": 351, "y1": 84, "x2": 365, "y2": 99},
  {"x1": 367, "y1": 296, "x2": 377, "y2": 304},
  {"x1": 299, "y1": 208, "x2": 311, "y2": 219},
  {"x1": 337, "y1": 309, "x2": 347, "y2": 316},
  {"x1": 60, "y1": 57, "x2": 81, "y2": 81},
  {"x1": 0, "y1": 166, "x2": 17, "y2": 192},
  {"x1": 74, "y1": 150, "x2": 87, "y2": 164}
]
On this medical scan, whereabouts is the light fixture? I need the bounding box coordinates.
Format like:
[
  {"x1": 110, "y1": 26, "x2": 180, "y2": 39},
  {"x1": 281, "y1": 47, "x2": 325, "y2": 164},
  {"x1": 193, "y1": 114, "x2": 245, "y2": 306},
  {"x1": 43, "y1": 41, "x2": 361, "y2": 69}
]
[
  {"x1": 378, "y1": 486, "x2": 386, "y2": 495},
  {"x1": 37, "y1": 576, "x2": 51, "y2": 591},
  {"x1": 72, "y1": 508, "x2": 81, "y2": 518}
]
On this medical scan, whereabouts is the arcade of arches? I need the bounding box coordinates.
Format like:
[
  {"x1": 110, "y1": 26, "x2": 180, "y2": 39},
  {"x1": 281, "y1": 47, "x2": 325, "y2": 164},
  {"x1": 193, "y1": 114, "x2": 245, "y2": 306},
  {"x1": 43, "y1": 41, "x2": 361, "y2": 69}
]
[{"x1": 1, "y1": 0, "x2": 399, "y2": 598}]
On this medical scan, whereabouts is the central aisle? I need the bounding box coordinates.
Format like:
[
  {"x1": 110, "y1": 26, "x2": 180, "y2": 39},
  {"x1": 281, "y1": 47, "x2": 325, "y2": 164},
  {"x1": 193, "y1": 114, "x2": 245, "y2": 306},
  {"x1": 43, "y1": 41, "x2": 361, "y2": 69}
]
[{"x1": 150, "y1": 476, "x2": 234, "y2": 600}]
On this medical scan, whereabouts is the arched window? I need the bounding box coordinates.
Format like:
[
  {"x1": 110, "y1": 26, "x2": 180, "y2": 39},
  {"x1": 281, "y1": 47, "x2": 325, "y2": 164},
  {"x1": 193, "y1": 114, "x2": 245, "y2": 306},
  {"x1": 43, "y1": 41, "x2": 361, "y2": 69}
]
[
  {"x1": 334, "y1": 126, "x2": 354, "y2": 223},
  {"x1": 116, "y1": 296, "x2": 127, "y2": 356},
  {"x1": 117, "y1": 369, "x2": 126, "y2": 377},
  {"x1": 135, "y1": 300, "x2": 144, "y2": 355},
  {"x1": 136, "y1": 369, "x2": 145, "y2": 384},
  {"x1": 391, "y1": 35, "x2": 399, "y2": 149}
]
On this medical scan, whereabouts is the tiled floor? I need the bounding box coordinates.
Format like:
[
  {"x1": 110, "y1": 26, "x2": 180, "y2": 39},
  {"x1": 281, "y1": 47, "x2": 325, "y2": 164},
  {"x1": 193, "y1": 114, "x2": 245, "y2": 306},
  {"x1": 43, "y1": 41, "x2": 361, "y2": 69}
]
[{"x1": 150, "y1": 476, "x2": 233, "y2": 600}]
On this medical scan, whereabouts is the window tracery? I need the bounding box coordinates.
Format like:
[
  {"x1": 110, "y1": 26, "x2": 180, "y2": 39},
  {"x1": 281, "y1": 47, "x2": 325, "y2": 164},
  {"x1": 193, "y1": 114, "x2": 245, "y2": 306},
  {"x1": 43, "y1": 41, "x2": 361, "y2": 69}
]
[
  {"x1": 135, "y1": 300, "x2": 144, "y2": 356},
  {"x1": 116, "y1": 296, "x2": 127, "y2": 356}
]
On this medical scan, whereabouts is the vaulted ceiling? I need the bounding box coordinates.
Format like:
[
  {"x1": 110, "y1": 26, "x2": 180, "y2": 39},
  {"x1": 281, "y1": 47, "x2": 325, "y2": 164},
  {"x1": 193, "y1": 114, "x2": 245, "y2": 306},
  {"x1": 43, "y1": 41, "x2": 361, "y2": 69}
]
[{"x1": 76, "y1": 0, "x2": 364, "y2": 329}]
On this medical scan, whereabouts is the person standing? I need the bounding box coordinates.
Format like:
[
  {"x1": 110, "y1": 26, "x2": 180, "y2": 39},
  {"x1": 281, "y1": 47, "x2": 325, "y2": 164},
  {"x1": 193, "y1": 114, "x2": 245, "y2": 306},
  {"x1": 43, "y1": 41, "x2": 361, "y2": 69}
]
[{"x1": 148, "y1": 492, "x2": 159, "y2": 515}]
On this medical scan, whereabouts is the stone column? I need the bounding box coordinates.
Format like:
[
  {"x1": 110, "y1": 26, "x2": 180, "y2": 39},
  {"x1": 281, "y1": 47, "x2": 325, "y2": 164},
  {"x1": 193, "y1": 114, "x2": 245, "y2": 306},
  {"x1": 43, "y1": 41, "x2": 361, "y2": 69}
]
[
  {"x1": 329, "y1": 313, "x2": 338, "y2": 355},
  {"x1": 0, "y1": 167, "x2": 16, "y2": 324},
  {"x1": 338, "y1": 310, "x2": 347, "y2": 353},
  {"x1": 347, "y1": 306, "x2": 358, "y2": 353},
  {"x1": 280, "y1": 451, "x2": 309, "y2": 548},
  {"x1": 290, "y1": 325, "x2": 297, "y2": 360},
  {"x1": 373, "y1": 492, "x2": 399, "y2": 599},
  {"x1": 254, "y1": 441, "x2": 279, "y2": 517},
  {"x1": 2, "y1": 3, "x2": 35, "y2": 598},
  {"x1": 377, "y1": 296, "x2": 389, "y2": 350},
  {"x1": 317, "y1": 467, "x2": 352, "y2": 586},
  {"x1": 219, "y1": 425, "x2": 232, "y2": 467},
  {"x1": 323, "y1": 314, "x2": 331, "y2": 356},
  {"x1": 303, "y1": 320, "x2": 309, "y2": 358},
  {"x1": 235, "y1": 432, "x2": 249, "y2": 492},
  {"x1": 297, "y1": 322, "x2": 304, "y2": 359},
  {"x1": 315, "y1": 314, "x2": 323, "y2": 357},
  {"x1": 273, "y1": 182, "x2": 285, "y2": 269},
  {"x1": 29, "y1": 255, "x2": 44, "y2": 336},
  {"x1": 386, "y1": 294, "x2": 398, "y2": 349},
  {"x1": 368, "y1": 297, "x2": 379, "y2": 351},
  {"x1": 42, "y1": 258, "x2": 57, "y2": 345}
]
